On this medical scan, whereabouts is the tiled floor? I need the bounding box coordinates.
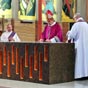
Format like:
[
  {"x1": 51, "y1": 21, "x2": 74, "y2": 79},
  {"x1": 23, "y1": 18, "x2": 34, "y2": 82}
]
[{"x1": 0, "y1": 79, "x2": 88, "y2": 88}]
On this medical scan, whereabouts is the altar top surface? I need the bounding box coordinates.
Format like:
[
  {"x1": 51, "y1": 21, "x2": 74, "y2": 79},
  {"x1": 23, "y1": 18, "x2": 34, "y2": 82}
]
[{"x1": 0, "y1": 41, "x2": 74, "y2": 44}]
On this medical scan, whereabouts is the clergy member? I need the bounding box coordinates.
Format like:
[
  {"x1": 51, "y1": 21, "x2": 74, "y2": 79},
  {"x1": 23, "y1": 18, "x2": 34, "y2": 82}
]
[
  {"x1": 39, "y1": 10, "x2": 63, "y2": 43},
  {"x1": 66, "y1": 13, "x2": 88, "y2": 79},
  {"x1": 1, "y1": 24, "x2": 21, "y2": 42}
]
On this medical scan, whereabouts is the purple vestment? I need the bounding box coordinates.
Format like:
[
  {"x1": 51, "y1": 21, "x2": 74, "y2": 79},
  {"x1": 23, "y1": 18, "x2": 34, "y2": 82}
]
[{"x1": 40, "y1": 22, "x2": 63, "y2": 42}]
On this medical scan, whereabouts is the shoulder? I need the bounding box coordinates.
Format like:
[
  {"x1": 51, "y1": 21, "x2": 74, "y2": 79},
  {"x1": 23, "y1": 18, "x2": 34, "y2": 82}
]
[
  {"x1": 72, "y1": 22, "x2": 79, "y2": 28},
  {"x1": 71, "y1": 23, "x2": 80, "y2": 32},
  {"x1": 55, "y1": 22, "x2": 61, "y2": 26},
  {"x1": 55, "y1": 22, "x2": 62, "y2": 28}
]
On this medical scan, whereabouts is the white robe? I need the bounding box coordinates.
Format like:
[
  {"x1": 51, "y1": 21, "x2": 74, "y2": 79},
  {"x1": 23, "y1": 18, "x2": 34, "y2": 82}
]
[
  {"x1": 67, "y1": 21, "x2": 88, "y2": 79},
  {"x1": 0, "y1": 31, "x2": 21, "y2": 42}
]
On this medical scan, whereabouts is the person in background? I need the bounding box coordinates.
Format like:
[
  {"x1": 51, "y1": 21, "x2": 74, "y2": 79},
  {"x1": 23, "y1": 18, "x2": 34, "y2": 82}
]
[
  {"x1": 39, "y1": 10, "x2": 63, "y2": 43},
  {"x1": 66, "y1": 13, "x2": 88, "y2": 79},
  {"x1": 1, "y1": 24, "x2": 21, "y2": 42}
]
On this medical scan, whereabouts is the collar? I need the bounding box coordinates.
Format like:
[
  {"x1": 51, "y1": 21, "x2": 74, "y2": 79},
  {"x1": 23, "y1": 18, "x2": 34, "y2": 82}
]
[
  {"x1": 6, "y1": 31, "x2": 12, "y2": 33},
  {"x1": 48, "y1": 22, "x2": 56, "y2": 26},
  {"x1": 76, "y1": 17, "x2": 84, "y2": 22}
]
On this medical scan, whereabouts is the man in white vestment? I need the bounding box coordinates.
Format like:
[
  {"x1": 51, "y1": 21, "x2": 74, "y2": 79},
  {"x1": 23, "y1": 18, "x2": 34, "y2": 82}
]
[
  {"x1": 1, "y1": 24, "x2": 21, "y2": 42},
  {"x1": 66, "y1": 13, "x2": 88, "y2": 79}
]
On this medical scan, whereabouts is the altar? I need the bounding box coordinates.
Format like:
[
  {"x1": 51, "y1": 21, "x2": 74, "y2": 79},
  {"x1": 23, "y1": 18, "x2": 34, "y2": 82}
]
[{"x1": 0, "y1": 42, "x2": 75, "y2": 84}]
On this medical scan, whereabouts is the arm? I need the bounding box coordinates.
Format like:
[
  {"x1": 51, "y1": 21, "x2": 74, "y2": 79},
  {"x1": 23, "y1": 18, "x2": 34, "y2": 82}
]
[
  {"x1": 66, "y1": 23, "x2": 78, "y2": 42},
  {"x1": 39, "y1": 25, "x2": 47, "y2": 42}
]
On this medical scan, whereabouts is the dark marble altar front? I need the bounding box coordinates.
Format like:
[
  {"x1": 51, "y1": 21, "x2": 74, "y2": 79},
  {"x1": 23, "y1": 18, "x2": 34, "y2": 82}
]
[{"x1": 0, "y1": 42, "x2": 75, "y2": 84}]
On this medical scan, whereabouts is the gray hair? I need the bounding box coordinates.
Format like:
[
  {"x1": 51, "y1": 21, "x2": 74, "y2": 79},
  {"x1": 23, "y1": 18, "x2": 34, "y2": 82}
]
[{"x1": 73, "y1": 13, "x2": 81, "y2": 18}]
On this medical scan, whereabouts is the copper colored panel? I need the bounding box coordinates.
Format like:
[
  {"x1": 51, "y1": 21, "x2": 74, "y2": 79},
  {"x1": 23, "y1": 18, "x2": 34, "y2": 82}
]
[
  {"x1": 12, "y1": 45, "x2": 15, "y2": 65},
  {"x1": 25, "y1": 45, "x2": 28, "y2": 67},
  {"x1": 7, "y1": 51, "x2": 11, "y2": 77},
  {"x1": 0, "y1": 51, "x2": 3, "y2": 74},
  {"x1": 44, "y1": 45, "x2": 48, "y2": 62},
  {"x1": 29, "y1": 55, "x2": 33, "y2": 79},
  {"x1": 34, "y1": 45, "x2": 38, "y2": 71},
  {"x1": 16, "y1": 48, "x2": 19, "y2": 75},
  {"x1": 39, "y1": 52, "x2": 43, "y2": 81},
  {"x1": 3, "y1": 46, "x2": 7, "y2": 66},
  {"x1": 20, "y1": 56, "x2": 24, "y2": 79}
]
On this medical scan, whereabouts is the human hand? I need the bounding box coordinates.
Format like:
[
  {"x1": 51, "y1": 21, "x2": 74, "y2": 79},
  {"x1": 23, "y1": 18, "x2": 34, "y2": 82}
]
[
  {"x1": 66, "y1": 31, "x2": 70, "y2": 37},
  {"x1": 45, "y1": 39, "x2": 51, "y2": 43},
  {"x1": 39, "y1": 39, "x2": 44, "y2": 42},
  {"x1": 8, "y1": 37, "x2": 15, "y2": 42}
]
